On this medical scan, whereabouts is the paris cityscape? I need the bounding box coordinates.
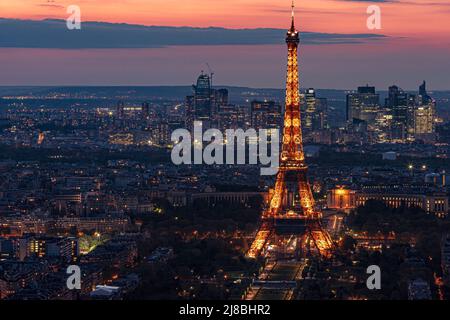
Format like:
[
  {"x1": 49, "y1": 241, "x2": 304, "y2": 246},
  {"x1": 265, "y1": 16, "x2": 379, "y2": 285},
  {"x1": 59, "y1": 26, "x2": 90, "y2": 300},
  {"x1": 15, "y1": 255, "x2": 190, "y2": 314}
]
[{"x1": 1, "y1": 0, "x2": 450, "y2": 306}]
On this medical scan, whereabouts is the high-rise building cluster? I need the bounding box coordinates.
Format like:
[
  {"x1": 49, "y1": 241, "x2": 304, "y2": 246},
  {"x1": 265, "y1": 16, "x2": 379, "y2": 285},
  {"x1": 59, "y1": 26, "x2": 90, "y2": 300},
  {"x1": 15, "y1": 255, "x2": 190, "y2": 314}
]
[
  {"x1": 114, "y1": 99, "x2": 184, "y2": 147},
  {"x1": 346, "y1": 81, "x2": 436, "y2": 144},
  {"x1": 185, "y1": 72, "x2": 291, "y2": 133},
  {"x1": 184, "y1": 72, "x2": 330, "y2": 137},
  {"x1": 301, "y1": 88, "x2": 328, "y2": 133},
  {"x1": 0, "y1": 0, "x2": 449, "y2": 301},
  {"x1": 0, "y1": 71, "x2": 448, "y2": 301},
  {"x1": 61, "y1": 76, "x2": 439, "y2": 149},
  {"x1": 185, "y1": 72, "x2": 231, "y2": 131}
]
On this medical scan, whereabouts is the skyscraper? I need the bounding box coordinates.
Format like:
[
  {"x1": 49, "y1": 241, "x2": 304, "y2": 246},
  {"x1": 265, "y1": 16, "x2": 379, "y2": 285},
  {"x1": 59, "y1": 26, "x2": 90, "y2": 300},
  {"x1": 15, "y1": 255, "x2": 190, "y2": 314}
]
[
  {"x1": 419, "y1": 81, "x2": 432, "y2": 105},
  {"x1": 302, "y1": 88, "x2": 328, "y2": 131},
  {"x1": 386, "y1": 85, "x2": 409, "y2": 141},
  {"x1": 185, "y1": 95, "x2": 195, "y2": 130},
  {"x1": 346, "y1": 85, "x2": 380, "y2": 124},
  {"x1": 141, "y1": 102, "x2": 150, "y2": 119},
  {"x1": 193, "y1": 72, "x2": 212, "y2": 123},
  {"x1": 214, "y1": 89, "x2": 229, "y2": 108},
  {"x1": 386, "y1": 85, "x2": 408, "y2": 108},
  {"x1": 303, "y1": 88, "x2": 316, "y2": 131},
  {"x1": 414, "y1": 81, "x2": 436, "y2": 142},
  {"x1": 414, "y1": 105, "x2": 434, "y2": 135},
  {"x1": 185, "y1": 72, "x2": 229, "y2": 129}
]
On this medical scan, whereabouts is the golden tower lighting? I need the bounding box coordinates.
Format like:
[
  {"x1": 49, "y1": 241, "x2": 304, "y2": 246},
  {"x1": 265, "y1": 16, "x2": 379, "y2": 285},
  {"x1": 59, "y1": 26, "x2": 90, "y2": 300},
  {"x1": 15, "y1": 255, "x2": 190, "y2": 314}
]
[{"x1": 248, "y1": 0, "x2": 333, "y2": 259}]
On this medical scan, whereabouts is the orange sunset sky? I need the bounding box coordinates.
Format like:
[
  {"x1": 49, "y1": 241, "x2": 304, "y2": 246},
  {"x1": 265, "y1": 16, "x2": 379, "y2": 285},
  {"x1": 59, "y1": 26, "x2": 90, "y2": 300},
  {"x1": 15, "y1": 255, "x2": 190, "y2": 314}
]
[
  {"x1": 1, "y1": 0, "x2": 450, "y2": 38},
  {"x1": 1, "y1": 0, "x2": 450, "y2": 88}
]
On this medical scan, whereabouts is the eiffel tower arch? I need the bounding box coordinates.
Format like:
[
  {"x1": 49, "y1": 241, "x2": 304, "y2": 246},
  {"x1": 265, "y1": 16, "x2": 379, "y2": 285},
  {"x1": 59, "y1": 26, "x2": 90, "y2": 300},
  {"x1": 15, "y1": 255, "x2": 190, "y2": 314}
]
[{"x1": 248, "y1": 1, "x2": 333, "y2": 259}]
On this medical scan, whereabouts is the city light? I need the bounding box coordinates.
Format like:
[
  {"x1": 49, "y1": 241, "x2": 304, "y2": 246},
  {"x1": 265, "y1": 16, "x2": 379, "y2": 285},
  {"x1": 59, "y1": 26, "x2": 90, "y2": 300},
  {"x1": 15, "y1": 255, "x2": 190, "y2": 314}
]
[{"x1": 0, "y1": 0, "x2": 448, "y2": 305}]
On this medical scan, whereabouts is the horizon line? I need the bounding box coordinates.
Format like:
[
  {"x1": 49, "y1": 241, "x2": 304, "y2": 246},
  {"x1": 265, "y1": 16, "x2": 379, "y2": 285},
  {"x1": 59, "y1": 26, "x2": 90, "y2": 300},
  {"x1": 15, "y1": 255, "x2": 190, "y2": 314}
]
[{"x1": 0, "y1": 84, "x2": 448, "y2": 92}]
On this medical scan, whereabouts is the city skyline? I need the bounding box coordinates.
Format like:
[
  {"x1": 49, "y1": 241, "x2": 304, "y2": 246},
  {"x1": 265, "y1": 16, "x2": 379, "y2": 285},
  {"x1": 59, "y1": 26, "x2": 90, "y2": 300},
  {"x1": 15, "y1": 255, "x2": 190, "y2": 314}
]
[{"x1": 1, "y1": 0, "x2": 450, "y2": 304}]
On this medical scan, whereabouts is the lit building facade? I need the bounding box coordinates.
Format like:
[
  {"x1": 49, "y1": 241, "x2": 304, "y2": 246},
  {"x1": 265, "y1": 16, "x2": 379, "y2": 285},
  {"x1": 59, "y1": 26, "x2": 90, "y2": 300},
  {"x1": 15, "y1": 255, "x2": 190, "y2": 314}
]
[
  {"x1": 346, "y1": 85, "x2": 380, "y2": 124},
  {"x1": 28, "y1": 236, "x2": 78, "y2": 263},
  {"x1": 217, "y1": 104, "x2": 249, "y2": 132},
  {"x1": 302, "y1": 88, "x2": 328, "y2": 132},
  {"x1": 193, "y1": 72, "x2": 212, "y2": 124},
  {"x1": 414, "y1": 104, "x2": 435, "y2": 142},
  {"x1": 185, "y1": 73, "x2": 229, "y2": 130},
  {"x1": 250, "y1": 100, "x2": 282, "y2": 131},
  {"x1": 327, "y1": 187, "x2": 449, "y2": 218},
  {"x1": 327, "y1": 187, "x2": 357, "y2": 211}
]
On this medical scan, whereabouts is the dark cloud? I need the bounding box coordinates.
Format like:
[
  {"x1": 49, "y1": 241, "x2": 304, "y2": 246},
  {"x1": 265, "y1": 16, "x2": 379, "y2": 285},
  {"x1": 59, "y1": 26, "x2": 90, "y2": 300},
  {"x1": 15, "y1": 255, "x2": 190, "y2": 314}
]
[{"x1": 0, "y1": 18, "x2": 387, "y2": 49}]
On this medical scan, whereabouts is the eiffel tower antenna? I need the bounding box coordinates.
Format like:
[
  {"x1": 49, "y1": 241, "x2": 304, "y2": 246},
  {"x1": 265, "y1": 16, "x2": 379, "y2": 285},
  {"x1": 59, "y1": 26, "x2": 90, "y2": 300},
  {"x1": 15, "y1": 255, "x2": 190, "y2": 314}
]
[{"x1": 291, "y1": 0, "x2": 295, "y2": 29}]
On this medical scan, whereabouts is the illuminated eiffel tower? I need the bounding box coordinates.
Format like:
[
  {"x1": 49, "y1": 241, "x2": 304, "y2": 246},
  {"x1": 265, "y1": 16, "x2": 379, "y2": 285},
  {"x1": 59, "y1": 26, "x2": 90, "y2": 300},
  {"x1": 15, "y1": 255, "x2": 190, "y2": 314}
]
[{"x1": 247, "y1": 1, "x2": 333, "y2": 259}]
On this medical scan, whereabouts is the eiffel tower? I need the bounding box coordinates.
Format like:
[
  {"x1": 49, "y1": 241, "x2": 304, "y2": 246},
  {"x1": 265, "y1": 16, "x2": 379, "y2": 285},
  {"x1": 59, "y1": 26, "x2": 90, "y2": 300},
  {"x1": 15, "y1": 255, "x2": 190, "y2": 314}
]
[{"x1": 247, "y1": 0, "x2": 333, "y2": 259}]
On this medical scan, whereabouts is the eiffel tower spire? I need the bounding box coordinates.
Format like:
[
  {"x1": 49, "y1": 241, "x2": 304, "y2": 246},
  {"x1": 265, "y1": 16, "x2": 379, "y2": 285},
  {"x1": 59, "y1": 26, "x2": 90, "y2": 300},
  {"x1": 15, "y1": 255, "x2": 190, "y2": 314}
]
[
  {"x1": 291, "y1": 0, "x2": 295, "y2": 30},
  {"x1": 287, "y1": 0, "x2": 299, "y2": 43}
]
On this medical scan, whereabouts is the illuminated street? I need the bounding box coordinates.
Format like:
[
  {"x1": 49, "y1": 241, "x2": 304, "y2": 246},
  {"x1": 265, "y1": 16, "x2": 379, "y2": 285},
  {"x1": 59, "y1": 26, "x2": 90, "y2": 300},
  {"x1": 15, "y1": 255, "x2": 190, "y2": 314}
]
[{"x1": 245, "y1": 259, "x2": 307, "y2": 300}]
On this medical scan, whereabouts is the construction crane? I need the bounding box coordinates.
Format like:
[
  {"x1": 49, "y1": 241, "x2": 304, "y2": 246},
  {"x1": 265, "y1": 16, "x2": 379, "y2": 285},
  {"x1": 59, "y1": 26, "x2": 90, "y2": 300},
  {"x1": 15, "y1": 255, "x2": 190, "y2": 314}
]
[{"x1": 206, "y1": 63, "x2": 215, "y2": 88}]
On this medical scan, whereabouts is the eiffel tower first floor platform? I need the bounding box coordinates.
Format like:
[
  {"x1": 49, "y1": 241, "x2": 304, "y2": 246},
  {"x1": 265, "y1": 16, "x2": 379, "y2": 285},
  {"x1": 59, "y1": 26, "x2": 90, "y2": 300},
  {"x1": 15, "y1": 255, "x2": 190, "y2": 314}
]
[
  {"x1": 247, "y1": 215, "x2": 333, "y2": 259},
  {"x1": 272, "y1": 215, "x2": 309, "y2": 235}
]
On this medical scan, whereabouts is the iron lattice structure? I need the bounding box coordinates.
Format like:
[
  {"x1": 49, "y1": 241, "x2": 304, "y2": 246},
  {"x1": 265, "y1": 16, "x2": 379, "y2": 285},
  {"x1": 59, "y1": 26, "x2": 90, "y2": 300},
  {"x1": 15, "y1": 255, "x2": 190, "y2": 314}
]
[{"x1": 248, "y1": 3, "x2": 333, "y2": 259}]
